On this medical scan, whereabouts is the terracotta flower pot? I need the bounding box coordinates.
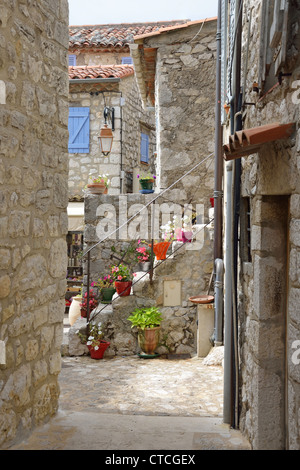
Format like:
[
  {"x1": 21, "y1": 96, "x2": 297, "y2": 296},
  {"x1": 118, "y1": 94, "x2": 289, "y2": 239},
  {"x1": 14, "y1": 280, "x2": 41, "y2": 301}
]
[
  {"x1": 87, "y1": 183, "x2": 108, "y2": 194},
  {"x1": 138, "y1": 327, "x2": 160, "y2": 355},
  {"x1": 87, "y1": 341, "x2": 110, "y2": 359},
  {"x1": 152, "y1": 242, "x2": 170, "y2": 260},
  {"x1": 115, "y1": 280, "x2": 132, "y2": 297}
]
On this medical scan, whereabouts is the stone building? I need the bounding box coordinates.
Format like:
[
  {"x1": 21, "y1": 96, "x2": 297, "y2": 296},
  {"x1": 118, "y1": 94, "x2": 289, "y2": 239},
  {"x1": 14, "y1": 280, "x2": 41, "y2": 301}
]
[
  {"x1": 82, "y1": 18, "x2": 218, "y2": 356},
  {"x1": 0, "y1": 0, "x2": 69, "y2": 448},
  {"x1": 67, "y1": 21, "x2": 190, "y2": 201},
  {"x1": 221, "y1": 0, "x2": 300, "y2": 450}
]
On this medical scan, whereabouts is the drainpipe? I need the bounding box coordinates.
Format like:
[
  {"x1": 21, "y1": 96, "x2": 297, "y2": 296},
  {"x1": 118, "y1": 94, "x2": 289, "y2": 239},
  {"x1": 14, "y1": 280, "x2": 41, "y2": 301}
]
[
  {"x1": 213, "y1": 0, "x2": 223, "y2": 262},
  {"x1": 223, "y1": 160, "x2": 233, "y2": 425},
  {"x1": 214, "y1": 258, "x2": 224, "y2": 346}
]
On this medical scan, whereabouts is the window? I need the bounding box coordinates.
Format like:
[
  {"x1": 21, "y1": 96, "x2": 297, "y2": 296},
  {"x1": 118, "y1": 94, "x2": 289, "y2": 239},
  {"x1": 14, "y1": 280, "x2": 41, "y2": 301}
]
[
  {"x1": 140, "y1": 132, "x2": 149, "y2": 163},
  {"x1": 259, "y1": 0, "x2": 290, "y2": 90},
  {"x1": 240, "y1": 197, "x2": 252, "y2": 263},
  {"x1": 121, "y1": 56, "x2": 133, "y2": 65},
  {"x1": 68, "y1": 107, "x2": 90, "y2": 153},
  {"x1": 69, "y1": 55, "x2": 77, "y2": 66}
]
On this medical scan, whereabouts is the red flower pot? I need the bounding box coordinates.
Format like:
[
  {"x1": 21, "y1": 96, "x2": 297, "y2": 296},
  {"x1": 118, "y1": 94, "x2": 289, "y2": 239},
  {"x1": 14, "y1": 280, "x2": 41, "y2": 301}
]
[
  {"x1": 87, "y1": 341, "x2": 110, "y2": 359},
  {"x1": 81, "y1": 308, "x2": 87, "y2": 318},
  {"x1": 115, "y1": 281, "x2": 132, "y2": 297}
]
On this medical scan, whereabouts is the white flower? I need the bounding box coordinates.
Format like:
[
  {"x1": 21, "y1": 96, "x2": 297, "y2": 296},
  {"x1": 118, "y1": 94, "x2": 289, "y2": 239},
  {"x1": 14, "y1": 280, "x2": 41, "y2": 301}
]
[
  {"x1": 87, "y1": 341, "x2": 92, "y2": 345},
  {"x1": 94, "y1": 345, "x2": 99, "y2": 350}
]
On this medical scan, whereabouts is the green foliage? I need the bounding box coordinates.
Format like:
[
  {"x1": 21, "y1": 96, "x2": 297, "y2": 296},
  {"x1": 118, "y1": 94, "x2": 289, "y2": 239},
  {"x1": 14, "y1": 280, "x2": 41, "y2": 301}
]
[{"x1": 127, "y1": 307, "x2": 162, "y2": 330}]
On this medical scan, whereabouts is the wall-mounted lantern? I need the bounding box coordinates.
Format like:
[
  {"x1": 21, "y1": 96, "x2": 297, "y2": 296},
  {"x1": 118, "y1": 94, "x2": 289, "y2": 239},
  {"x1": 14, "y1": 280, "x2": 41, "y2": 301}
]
[{"x1": 98, "y1": 106, "x2": 114, "y2": 156}]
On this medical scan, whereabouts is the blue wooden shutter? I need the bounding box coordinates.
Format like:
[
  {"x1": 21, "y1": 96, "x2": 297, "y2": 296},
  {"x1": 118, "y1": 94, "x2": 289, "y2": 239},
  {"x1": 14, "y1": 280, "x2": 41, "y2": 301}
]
[
  {"x1": 69, "y1": 55, "x2": 76, "y2": 66},
  {"x1": 121, "y1": 56, "x2": 133, "y2": 64},
  {"x1": 68, "y1": 107, "x2": 90, "y2": 153},
  {"x1": 140, "y1": 132, "x2": 149, "y2": 163}
]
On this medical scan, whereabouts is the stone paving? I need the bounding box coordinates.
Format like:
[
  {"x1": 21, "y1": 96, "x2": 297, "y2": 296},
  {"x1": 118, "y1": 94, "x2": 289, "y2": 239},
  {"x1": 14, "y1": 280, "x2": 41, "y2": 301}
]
[
  {"x1": 59, "y1": 355, "x2": 224, "y2": 417},
  {"x1": 8, "y1": 352, "x2": 252, "y2": 450}
]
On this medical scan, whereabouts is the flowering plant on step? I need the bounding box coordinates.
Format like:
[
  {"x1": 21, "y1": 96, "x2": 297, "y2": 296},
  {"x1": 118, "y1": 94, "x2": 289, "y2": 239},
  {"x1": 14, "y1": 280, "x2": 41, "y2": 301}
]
[
  {"x1": 92, "y1": 275, "x2": 114, "y2": 289},
  {"x1": 135, "y1": 240, "x2": 153, "y2": 263},
  {"x1": 76, "y1": 322, "x2": 104, "y2": 349},
  {"x1": 87, "y1": 173, "x2": 111, "y2": 188},
  {"x1": 79, "y1": 288, "x2": 98, "y2": 312},
  {"x1": 110, "y1": 263, "x2": 134, "y2": 282},
  {"x1": 137, "y1": 172, "x2": 156, "y2": 181}
]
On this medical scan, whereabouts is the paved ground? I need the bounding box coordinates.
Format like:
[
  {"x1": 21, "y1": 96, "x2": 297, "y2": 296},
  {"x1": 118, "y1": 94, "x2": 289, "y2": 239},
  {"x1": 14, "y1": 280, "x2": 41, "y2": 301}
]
[{"x1": 8, "y1": 354, "x2": 251, "y2": 451}]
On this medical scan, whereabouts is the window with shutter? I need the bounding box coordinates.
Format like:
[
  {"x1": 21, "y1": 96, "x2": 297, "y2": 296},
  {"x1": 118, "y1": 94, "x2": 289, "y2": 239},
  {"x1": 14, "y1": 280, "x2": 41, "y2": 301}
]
[
  {"x1": 259, "y1": 0, "x2": 290, "y2": 90},
  {"x1": 121, "y1": 56, "x2": 133, "y2": 64},
  {"x1": 68, "y1": 107, "x2": 90, "y2": 154},
  {"x1": 69, "y1": 55, "x2": 77, "y2": 66},
  {"x1": 140, "y1": 132, "x2": 149, "y2": 163}
]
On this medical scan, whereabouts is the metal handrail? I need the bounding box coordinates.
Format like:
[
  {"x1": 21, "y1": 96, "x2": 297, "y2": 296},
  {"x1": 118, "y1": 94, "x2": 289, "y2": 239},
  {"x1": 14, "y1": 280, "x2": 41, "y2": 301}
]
[
  {"x1": 88, "y1": 217, "x2": 214, "y2": 324},
  {"x1": 82, "y1": 152, "x2": 214, "y2": 322}
]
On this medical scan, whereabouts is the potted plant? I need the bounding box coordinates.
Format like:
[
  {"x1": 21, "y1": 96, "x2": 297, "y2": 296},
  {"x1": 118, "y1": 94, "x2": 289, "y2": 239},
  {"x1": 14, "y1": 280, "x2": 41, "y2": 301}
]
[
  {"x1": 150, "y1": 221, "x2": 175, "y2": 260},
  {"x1": 135, "y1": 240, "x2": 153, "y2": 272},
  {"x1": 79, "y1": 288, "x2": 98, "y2": 317},
  {"x1": 77, "y1": 322, "x2": 110, "y2": 360},
  {"x1": 86, "y1": 174, "x2": 110, "y2": 194},
  {"x1": 111, "y1": 263, "x2": 134, "y2": 297},
  {"x1": 127, "y1": 306, "x2": 162, "y2": 355},
  {"x1": 174, "y1": 215, "x2": 193, "y2": 243},
  {"x1": 92, "y1": 275, "x2": 116, "y2": 303},
  {"x1": 137, "y1": 172, "x2": 156, "y2": 194}
]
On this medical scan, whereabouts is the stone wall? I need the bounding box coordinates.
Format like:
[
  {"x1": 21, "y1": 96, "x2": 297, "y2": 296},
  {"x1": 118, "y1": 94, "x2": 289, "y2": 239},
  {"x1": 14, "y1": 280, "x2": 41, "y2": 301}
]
[
  {"x1": 82, "y1": 192, "x2": 214, "y2": 355},
  {"x1": 0, "y1": 0, "x2": 69, "y2": 448},
  {"x1": 150, "y1": 20, "x2": 217, "y2": 217},
  {"x1": 234, "y1": 0, "x2": 300, "y2": 450}
]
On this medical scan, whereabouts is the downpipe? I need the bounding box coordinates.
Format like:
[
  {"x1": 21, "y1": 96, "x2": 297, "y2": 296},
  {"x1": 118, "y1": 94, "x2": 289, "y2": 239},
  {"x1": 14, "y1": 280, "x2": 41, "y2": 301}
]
[{"x1": 214, "y1": 258, "x2": 224, "y2": 346}]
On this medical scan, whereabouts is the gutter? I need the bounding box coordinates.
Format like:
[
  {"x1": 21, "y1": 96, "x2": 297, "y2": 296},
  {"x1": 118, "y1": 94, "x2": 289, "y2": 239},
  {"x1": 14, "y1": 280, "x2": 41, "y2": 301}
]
[{"x1": 69, "y1": 78, "x2": 121, "y2": 84}]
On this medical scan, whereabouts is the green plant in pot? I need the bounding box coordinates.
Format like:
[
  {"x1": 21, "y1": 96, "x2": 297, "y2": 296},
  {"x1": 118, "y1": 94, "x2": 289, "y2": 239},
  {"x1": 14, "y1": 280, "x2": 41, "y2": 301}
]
[
  {"x1": 93, "y1": 275, "x2": 116, "y2": 304},
  {"x1": 127, "y1": 306, "x2": 162, "y2": 356}
]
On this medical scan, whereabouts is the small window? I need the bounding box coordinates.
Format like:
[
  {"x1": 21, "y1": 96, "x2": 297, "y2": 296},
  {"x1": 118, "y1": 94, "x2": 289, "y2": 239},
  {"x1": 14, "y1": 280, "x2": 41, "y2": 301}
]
[
  {"x1": 121, "y1": 57, "x2": 133, "y2": 65},
  {"x1": 140, "y1": 132, "x2": 149, "y2": 163},
  {"x1": 241, "y1": 197, "x2": 252, "y2": 263},
  {"x1": 69, "y1": 55, "x2": 77, "y2": 66}
]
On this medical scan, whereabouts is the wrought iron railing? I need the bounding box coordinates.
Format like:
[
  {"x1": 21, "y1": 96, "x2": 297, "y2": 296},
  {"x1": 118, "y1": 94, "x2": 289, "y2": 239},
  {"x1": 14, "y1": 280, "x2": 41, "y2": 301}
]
[{"x1": 81, "y1": 152, "x2": 214, "y2": 324}]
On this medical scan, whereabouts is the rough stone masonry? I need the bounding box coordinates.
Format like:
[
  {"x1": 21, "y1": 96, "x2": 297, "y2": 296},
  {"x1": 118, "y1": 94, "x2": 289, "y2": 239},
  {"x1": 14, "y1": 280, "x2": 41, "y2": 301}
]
[{"x1": 0, "y1": 0, "x2": 69, "y2": 449}]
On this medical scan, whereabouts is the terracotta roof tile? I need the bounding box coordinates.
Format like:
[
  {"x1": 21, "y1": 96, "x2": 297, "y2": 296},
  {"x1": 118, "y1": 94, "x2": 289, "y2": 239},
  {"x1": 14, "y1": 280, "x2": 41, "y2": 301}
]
[
  {"x1": 69, "y1": 21, "x2": 189, "y2": 49},
  {"x1": 223, "y1": 122, "x2": 295, "y2": 160},
  {"x1": 133, "y1": 17, "x2": 217, "y2": 40},
  {"x1": 69, "y1": 64, "x2": 134, "y2": 80}
]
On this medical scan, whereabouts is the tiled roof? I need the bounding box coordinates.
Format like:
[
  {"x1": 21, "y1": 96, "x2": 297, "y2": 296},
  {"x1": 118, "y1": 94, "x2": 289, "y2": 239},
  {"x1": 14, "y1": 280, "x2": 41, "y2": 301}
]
[
  {"x1": 133, "y1": 18, "x2": 217, "y2": 40},
  {"x1": 69, "y1": 64, "x2": 134, "y2": 80},
  {"x1": 69, "y1": 20, "x2": 189, "y2": 50}
]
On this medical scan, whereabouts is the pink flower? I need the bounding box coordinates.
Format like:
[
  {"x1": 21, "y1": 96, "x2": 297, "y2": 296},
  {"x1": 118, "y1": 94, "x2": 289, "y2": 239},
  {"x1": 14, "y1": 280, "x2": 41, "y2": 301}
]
[
  {"x1": 133, "y1": 273, "x2": 137, "y2": 277},
  {"x1": 117, "y1": 275, "x2": 123, "y2": 280}
]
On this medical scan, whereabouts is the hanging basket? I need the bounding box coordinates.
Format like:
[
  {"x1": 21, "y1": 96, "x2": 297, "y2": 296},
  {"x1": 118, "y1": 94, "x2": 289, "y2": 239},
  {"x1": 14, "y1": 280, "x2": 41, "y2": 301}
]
[
  {"x1": 152, "y1": 242, "x2": 170, "y2": 260},
  {"x1": 87, "y1": 341, "x2": 110, "y2": 359}
]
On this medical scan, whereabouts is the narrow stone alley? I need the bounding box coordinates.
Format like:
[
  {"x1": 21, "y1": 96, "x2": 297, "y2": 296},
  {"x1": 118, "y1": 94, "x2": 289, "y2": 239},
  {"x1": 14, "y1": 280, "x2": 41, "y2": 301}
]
[{"x1": 8, "y1": 354, "x2": 251, "y2": 450}]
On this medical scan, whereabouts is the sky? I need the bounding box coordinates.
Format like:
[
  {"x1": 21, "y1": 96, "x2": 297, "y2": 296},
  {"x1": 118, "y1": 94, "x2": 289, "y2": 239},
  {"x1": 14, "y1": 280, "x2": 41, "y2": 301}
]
[{"x1": 68, "y1": 0, "x2": 219, "y2": 26}]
